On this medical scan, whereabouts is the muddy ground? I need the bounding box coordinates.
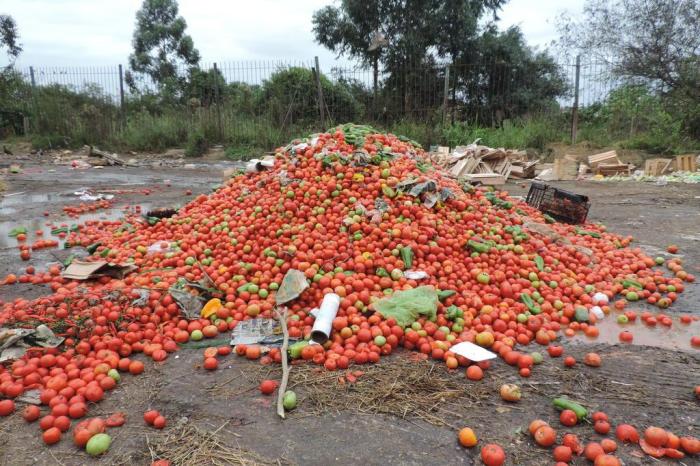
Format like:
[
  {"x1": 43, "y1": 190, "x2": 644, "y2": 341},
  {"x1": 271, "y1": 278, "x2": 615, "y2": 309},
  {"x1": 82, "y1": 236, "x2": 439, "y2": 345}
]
[{"x1": 0, "y1": 159, "x2": 699, "y2": 466}]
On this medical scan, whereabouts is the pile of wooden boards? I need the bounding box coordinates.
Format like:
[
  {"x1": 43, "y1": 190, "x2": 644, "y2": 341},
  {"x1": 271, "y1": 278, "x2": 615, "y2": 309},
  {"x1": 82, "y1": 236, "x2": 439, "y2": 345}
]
[
  {"x1": 587, "y1": 150, "x2": 632, "y2": 176},
  {"x1": 429, "y1": 143, "x2": 537, "y2": 185},
  {"x1": 644, "y1": 154, "x2": 698, "y2": 175}
]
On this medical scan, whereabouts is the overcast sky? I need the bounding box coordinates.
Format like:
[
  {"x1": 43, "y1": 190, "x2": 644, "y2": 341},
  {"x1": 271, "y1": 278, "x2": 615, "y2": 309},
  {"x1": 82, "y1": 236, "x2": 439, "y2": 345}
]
[{"x1": 2, "y1": 0, "x2": 584, "y2": 70}]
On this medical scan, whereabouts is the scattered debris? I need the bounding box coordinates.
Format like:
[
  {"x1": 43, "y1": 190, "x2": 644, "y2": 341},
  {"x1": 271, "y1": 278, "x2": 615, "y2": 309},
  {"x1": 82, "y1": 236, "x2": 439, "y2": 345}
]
[
  {"x1": 0, "y1": 325, "x2": 64, "y2": 362},
  {"x1": 61, "y1": 260, "x2": 137, "y2": 280},
  {"x1": 429, "y1": 141, "x2": 536, "y2": 184}
]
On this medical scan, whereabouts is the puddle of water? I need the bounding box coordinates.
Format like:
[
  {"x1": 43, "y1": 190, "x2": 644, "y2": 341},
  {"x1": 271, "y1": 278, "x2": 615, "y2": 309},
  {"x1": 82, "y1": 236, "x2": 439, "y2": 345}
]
[
  {"x1": 0, "y1": 203, "x2": 153, "y2": 249},
  {"x1": 572, "y1": 313, "x2": 699, "y2": 351}
]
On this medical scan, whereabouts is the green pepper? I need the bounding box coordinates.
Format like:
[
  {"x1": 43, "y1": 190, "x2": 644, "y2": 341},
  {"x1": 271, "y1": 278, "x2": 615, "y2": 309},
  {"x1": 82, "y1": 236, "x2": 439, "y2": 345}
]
[
  {"x1": 63, "y1": 254, "x2": 75, "y2": 267},
  {"x1": 86, "y1": 242, "x2": 101, "y2": 254},
  {"x1": 520, "y1": 293, "x2": 541, "y2": 314},
  {"x1": 99, "y1": 248, "x2": 111, "y2": 258},
  {"x1": 376, "y1": 267, "x2": 389, "y2": 277},
  {"x1": 575, "y1": 228, "x2": 601, "y2": 238},
  {"x1": 543, "y1": 214, "x2": 556, "y2": 224},
  {"x1": 237, "y1": 283, "x2": 251, "y2": 293},
  {"x1": 467, "y1": 240, "x2": 491, "y2": 254},
  {"x1": 622, "y1": 279, "x2": 643, "y2": 289},
  {"x1": 553, "y1": 398, "x2": 588, "y2": 420},
  {"x1": 399, "y1": 246, "x2": 413, "y2": 269},
  {"x1": 288, "y1": 340, "x2": 309, "y2": 359},
  {"x1": 437, "y1": 290, "x2": 456, "y2": 301},
  {"x1": 535, "y1": 255, "x2": 544, "y2": 272}
]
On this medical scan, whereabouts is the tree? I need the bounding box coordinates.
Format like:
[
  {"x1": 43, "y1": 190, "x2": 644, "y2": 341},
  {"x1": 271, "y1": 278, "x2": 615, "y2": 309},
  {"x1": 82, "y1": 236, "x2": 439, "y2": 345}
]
[
  {"x1": 126, "y1": 0, "x2": 200, "y2": 94},
  {"x1": 556, "y1": 0, "x2": 700, "y2": 137},
  {"x1": 0, "y1": 14, "x2": 21, "y2": 63},
  {"x1": 312, "y1": 1, "x2": 507, "y2": 115},
  {"x1": 460, "y1": 26, "x2": 566, "y2": 124}
]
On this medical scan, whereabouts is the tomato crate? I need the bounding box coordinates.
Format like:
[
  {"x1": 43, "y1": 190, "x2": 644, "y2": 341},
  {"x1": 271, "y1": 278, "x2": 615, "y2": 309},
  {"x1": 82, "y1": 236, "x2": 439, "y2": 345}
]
[{"x1": 526, "y1": 182, "x2": 590, "y2": 224}]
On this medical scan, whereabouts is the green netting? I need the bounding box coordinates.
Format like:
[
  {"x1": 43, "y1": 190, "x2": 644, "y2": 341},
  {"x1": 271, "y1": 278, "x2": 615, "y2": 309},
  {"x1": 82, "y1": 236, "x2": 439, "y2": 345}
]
[{"x1": 373, "y1": 286, "x2": 438, "y2": 327}]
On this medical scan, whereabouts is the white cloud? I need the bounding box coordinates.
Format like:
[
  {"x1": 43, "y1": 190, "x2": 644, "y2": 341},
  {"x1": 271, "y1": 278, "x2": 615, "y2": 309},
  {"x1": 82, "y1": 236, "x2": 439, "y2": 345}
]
[{"x1": 2, "y1": 0, "x2": 586, "y2": 71}]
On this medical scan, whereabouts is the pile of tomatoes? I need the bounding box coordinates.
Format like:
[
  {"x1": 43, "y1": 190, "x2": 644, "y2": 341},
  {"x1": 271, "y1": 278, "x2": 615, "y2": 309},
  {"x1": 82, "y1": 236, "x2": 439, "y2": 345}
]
[{"x1": 0, "y1": 125, "x2": 695, "y2": 448}]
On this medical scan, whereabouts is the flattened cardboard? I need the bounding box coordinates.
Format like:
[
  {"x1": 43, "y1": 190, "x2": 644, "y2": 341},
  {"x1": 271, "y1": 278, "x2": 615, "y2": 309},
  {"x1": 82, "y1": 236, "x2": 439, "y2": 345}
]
[{"x1": 62, "y1": 260, "x2": 136, "y2": 280}]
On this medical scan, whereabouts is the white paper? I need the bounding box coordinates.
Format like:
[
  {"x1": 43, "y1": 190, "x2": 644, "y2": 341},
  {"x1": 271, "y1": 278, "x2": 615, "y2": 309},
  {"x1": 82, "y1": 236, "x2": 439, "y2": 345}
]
[{"x1": 449, "y1": 342, "x2": 497, "y2": 362}]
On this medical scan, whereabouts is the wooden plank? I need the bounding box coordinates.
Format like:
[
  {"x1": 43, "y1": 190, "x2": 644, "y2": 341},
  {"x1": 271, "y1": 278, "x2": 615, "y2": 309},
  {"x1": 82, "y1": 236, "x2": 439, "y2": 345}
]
[
  {"x1": 588, "y1": 150, "x2": 619, "y2": 168},
  {"x1": 595, "y1": 163, "x2": 631, "y2": 176},
  {"x1": 464, "y1": 173, "x2": 506, "y2": 185}
]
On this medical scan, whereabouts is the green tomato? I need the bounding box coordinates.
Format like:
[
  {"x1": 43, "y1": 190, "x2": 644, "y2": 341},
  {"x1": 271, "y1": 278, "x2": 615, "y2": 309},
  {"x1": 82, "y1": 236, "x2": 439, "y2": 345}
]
[
  {"x1": 269, "y1": 282, "x2": 279, "y2": 291},
  {"x1": 258, "y1": 289, "x2": 269, "y2": 298},
  {"x1": 247, "y1": 284, "x2": 259, "y2": 294},
  {"x1": 626, "y1": 291, "x2": 639, "y2": 301},
  {"x1": 190, "y1": 329, "x2": 203, "y2": 341},
  {"x1": 516, "y1": 313, "x2": 528, "y2": 323},
  {"x1": 411, "y1": 322, "x2": 422, "y2": 331},
  {"x1": 654, "y1": 256, "x2": 665, "y2": 265},
  {"x1": 107, "y1": 369, "x2": 120, "y2": 383},
  {"x1": 86, "y1": 433, "x2": 111, "y2": 456},
  {"x1": 390, "y1": 269, "x2": 403, "y2": 280},
  {"x1": 617, "y1": 315, "x2": 629, "y2": 324},
  {"x1": 477, "y1": 272, "x2": 490, "y2": 284},
  {"x1": 185, "y1": 256, "x2": 196, "y2": 266},
  {"x1": 530, "y1": 352, "x2": 543, "y2": 365},
  {"x1": 374, "y1": 335, "x2": 387, "y2": 346}
]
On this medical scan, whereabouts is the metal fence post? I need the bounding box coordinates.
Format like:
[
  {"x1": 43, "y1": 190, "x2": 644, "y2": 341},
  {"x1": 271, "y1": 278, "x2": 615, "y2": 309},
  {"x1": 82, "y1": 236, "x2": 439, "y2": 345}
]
[
  {"x1": 118, "y1": 64, "x2": 126, "y2": 128},
  {"x1": 571, "y1": 55, "x2": 581, "y2": 144},
  {"x1": 28, "y1": 66, "x2": 37, "y2": 133},
  {"x1": 442, "y1": 65, "x2": 450, "y2": 126},
  {"x1": 314, "y1": 56, "x2": 325, "y2": 130},
  {"x1": 213, "y1": 62, "x2": 223, "y2": 141}
]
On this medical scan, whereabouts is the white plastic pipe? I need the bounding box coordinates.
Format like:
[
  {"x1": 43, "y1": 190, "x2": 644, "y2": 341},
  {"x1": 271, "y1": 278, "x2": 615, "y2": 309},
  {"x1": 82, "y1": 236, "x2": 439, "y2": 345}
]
[{"x1": 310, "y1": 293, "x2": 340, "y2": 344}]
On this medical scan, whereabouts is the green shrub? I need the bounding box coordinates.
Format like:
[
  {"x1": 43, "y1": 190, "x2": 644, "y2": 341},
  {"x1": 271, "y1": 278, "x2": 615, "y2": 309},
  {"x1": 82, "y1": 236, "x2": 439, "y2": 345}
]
[{"x1": 184, "y1": 130, "x2": 208, "y2": 157}]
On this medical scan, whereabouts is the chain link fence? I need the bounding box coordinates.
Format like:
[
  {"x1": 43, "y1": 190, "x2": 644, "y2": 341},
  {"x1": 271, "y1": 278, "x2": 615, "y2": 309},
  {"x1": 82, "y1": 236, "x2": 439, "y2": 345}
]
[{"x1": 0, "y1": 57, "x2": 619, "y2": 152}]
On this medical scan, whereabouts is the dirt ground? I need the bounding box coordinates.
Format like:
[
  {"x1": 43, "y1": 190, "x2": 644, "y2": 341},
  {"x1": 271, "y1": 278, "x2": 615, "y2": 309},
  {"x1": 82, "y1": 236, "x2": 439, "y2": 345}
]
[{"x1": 0, "y1": 158, "x2": 699, "y2": 466}]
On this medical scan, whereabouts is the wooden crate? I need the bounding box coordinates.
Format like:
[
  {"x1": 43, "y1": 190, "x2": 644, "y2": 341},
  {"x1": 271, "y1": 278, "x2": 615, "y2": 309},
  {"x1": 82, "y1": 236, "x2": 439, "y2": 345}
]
[
  {"x1": 644, "y1": 158, "x2": 673, "y2": 176},
  {"x1": 596, "y1": 164, "x2": 631, "y2": 176},
  {"x1": 674, "y1": 154, "x2": 697, "y2": 172},
  {"x1": 588, "y1": 150, "x2": 619, "y2": 168}
]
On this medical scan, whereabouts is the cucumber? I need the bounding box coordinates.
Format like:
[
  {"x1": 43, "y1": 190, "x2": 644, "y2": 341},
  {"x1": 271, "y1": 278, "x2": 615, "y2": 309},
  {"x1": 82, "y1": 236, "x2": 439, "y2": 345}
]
[{"x1": 553, "y1": 397, "x2": 588, "y2": 420}]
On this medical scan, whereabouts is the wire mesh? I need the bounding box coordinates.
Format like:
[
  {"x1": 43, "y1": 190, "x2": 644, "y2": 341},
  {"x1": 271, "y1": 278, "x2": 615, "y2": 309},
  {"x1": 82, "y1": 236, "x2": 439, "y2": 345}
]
[{"x1": 0, "y1": 58, "x2": 623, "y2": 150}]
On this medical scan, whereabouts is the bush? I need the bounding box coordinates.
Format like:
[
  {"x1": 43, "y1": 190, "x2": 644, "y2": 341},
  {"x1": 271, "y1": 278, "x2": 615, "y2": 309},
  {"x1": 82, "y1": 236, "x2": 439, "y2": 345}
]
[{"x1": 184, "y1": 131, "x2": 208, "y2": 157}]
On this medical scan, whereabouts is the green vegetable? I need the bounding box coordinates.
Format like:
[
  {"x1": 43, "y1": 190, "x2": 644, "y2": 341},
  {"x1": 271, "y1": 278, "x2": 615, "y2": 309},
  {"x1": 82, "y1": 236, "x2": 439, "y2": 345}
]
[
  {"x1": 86, "y1": 433, "x2": 111, "y2": 456},
  {"x1": 8, "y1": 226, "x2": 27, "y2": 237},
  {"x1": 63, "y1": 254, "x2": 76, "y2": 267},
  {"x1": 574, "y1": 307, "x2": 589, "y2": 323},
  {"x1": 283, "y1": 390, "x2": 297, "y2": 410},
  {"x1": 237, "y1": 283, "x2": 251, "y2": 293},
  {"x1": 51, "y1": 225, "x2": 78, "y2": 235},
  {"x1": 446, "y1": 305, "x2": 463, "y2": 320},
  {"x1": 437, "y1": 289, "x2": 456, "y2": 301},
  {"x1": 86, "y1": 242, "x2": 101, "y2": 254},
  {"x1": 535, "y1": 255, "x2": 544, "y2": 272},
  {"x1": 622, "y1": 279, "x2": 643, "y2": 290},
  {"x1": 376, "y1": 267, "x2": 389, "y2": 277},
  {"x1": 543, "y1": 214, "x2": 556, "y2": 224},
  {"x1": 467, "y1": 240, "x2": 490, "y2": 254},
  {"x1": 575, "y1": 228, "x2": 601, "y2": 238},
  {"x1": 288, "y1": 340, "x2": 309, "y2": 359},
  {"x1": 399, "y1": 246, "x2": 413, "y2": 269},
  {"x1": 99, "y1": 248, "x2": 111, "y2": 258},
  {"x1": 553, "y1": 398, "x2": 588, "y2": 420},
  {"x1": 382, "y1": 185, "x2": 396, "y2": 198},
  {"x1": 520, "y1": 293, "x2": 541, "y2": 314}
]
